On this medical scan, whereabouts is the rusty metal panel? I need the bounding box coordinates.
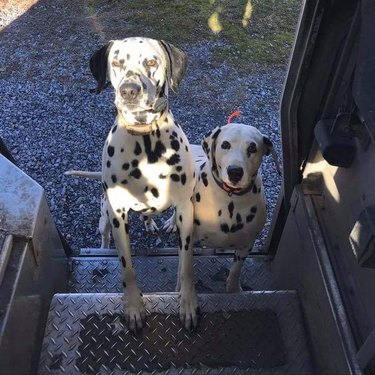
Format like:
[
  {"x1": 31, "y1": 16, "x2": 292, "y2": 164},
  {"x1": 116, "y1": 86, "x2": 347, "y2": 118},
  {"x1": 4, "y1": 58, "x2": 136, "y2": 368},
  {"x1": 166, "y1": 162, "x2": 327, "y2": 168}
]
[
  {"x1": 38, "y1": 292, "x2": 313, "y2": 374},
  {"x1": 68, "y1": 256, "x2": 274, "y2": 294}
]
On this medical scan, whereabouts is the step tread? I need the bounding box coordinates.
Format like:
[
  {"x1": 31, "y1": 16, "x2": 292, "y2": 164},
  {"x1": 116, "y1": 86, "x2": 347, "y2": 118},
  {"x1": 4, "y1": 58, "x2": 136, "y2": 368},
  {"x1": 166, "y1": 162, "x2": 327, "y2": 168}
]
[{"x1": 38, "y1": 292, "x2": 313, "y2": 374}]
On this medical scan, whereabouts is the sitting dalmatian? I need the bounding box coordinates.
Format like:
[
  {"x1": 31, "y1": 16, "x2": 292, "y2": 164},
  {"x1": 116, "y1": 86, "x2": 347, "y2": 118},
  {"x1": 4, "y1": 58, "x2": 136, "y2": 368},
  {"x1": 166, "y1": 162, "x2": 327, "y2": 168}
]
[
  {"x1": 165, "y1": 122, "x2": 280, "y2": 292},
  {"x1": 88, "y1": 37, "x2": 198, "y2": 331}
]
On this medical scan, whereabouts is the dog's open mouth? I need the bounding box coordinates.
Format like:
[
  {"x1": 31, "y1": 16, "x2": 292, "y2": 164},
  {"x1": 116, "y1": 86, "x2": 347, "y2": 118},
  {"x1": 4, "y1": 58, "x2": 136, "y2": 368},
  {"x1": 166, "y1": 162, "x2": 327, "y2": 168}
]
[{"x1": 222, "y1": 181, "x2": 245, "y2": 193}]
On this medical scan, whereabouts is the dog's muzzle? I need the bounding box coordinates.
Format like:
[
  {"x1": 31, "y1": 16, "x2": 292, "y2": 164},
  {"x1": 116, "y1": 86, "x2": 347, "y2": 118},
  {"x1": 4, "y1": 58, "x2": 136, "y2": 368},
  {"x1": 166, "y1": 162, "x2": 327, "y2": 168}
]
[
  {"x1": 119, "y1": 82, "x2": 141, "y2": 102},
  {"x1": 227, "y1": 166, "x2": 244, "y2": 184}
]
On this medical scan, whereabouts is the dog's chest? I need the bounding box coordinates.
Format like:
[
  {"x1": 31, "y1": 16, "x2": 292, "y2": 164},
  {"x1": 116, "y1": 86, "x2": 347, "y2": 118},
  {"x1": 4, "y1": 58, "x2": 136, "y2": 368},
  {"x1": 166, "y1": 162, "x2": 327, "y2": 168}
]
[
  {"x1": 193, "y1": 165, "x2": 267, "y2": 249},
  {"x1": 102, "y1": 121, "x2": 194, "y2": 212}
]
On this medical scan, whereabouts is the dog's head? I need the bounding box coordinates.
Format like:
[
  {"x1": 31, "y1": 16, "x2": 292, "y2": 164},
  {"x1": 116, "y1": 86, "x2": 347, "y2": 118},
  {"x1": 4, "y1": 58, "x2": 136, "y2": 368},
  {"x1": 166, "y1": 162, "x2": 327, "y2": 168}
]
[
  {"x1": 202, "y1": 123, "x2": 279, "y2": 190},
  {"x1": 89, "y1": 37, "x2": 187, "y2": 125}
]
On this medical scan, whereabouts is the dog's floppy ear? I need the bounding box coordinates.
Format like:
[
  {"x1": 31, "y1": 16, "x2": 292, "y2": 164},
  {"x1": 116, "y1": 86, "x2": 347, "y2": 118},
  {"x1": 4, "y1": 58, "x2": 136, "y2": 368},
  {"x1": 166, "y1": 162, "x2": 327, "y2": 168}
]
[
  {"x1": 263, "y1": 136, "x2": 281, "y2": 175},
  {"x1": 158, "y1": 40, "x2": 187, "y2": 94},
  {"x1": 89, "y1": 41, "x2": 114, "y2": 94},
  {"x1": 202, "y1": 126, "x2": 222, "y2": 163}
]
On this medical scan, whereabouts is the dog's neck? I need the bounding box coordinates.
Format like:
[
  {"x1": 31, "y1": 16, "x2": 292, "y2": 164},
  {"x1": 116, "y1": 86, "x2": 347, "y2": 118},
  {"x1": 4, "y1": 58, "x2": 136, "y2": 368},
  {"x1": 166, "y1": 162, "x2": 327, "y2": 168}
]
[{"x1": 117, "y1": 109, "x2": 169, "y2": 136}]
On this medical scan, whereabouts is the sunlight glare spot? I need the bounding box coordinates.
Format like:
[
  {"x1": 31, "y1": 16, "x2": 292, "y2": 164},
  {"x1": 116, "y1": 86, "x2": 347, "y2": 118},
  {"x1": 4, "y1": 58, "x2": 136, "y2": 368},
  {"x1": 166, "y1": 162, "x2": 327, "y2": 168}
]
[
  {"x1": 208, "y1": 9, "x2": 222, "y2": 34},
  {"x1": 242, "y1": 0, "x2": 253, "y2": 27}
]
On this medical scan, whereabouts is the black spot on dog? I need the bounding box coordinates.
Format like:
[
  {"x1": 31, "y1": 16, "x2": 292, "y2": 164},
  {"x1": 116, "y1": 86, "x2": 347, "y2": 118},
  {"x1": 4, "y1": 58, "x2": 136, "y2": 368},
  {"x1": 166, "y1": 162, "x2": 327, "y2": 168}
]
[
  {"x1": 113, "y1": 218, "x2": 120, "y2": 228},
  {"x1": 131, "y1": 159, "x2": 139, "y2": 167},
  {"x1": 221, "y1": 223, "x2": 230, "y2": 233},
  {"x1": 246, "y1": 214, "x2": 255, "y2": 223},
  {"x1": 176, "y1": 166, "x2": 182, "y2": 172},
  {"x1": 108, "y1": 145, "x2": 115, "y2": 157},
  {"x1": 106, "y1": 160, "x2": 111, "y2": 168},
  {"x1": 171, "y1": 174, "x2": 180, "y2": 182},
  {"x1": 252, "y1": 184, "x2": 257, "y2": 194},
  {"x1": 228, "y1": 202, "x2": 234, "y2": 218},
  {"x1": 159, "y1": 173, "x2": 167, "y2": 179},
  {"x1": 121, "y1": 148, "x2": 124, "y2": 153},
  {"x1": 202, "y1": 141, "x2": 209, "y2": 153},
  {"x1": 201, "y1": 172, "x2": 208, "y2": 187},
  {"x1": 236, "y1": 213, "x2": 242, "y2": 223},
  {"x1": 122, "y1": 162, "x2": 129, "y2": 170},
  {"x1": 231, "y1": 223, "x2": 244, "y2": 233},
  {"x1": 181, "y1": 173, "x2": 187, "y2": 185},
  {"x1": 185, "y1": 145, "x2": 188, "y2": 152},
  {"x1": 125, "y1": 223, "x2": 129, "y2": 234},
  {"x1": 102, "y1": 181, "x2": 108, "y2": 192},
  {"x1": 251, "y1": 206, "x2": 257, "y2": 213},
  {"x1": 151, "y1": 188, "x2": 159, "y2": 198},
  {"x1": 211, "y1": 128, "x2": 221, "y2": 140},
  {"x1": 179, "y1": 215, "x2": 182, "y2": 222},
  {"x1": 218, "y1": 210, "x2": 222, "y2": 216},
  {"x1": 134, "y1": 142, "x2": 142, "y2": 155},
  {"x1": 111, "y1": 175, "x2": 117, "y2": 183},
  {"x1": 156, "y1": 128, "x2": 161, "y2": 138},
  {"x1": 121, "y1": 179, "x2": 128, "y2": 185},
  {"x1": 186, "y1": 235, "x2": 191, "y2": 245},
  {"x1": 167, "y1": 153, "x2": 180, "y2": 166},
  {"x1": 111, "y1": 125, "x2": 117, "y2": 134},
  {"x1": 143, "y1": 135, "x2": 166, "y2": 163},
  {"x1": 200, "y1": 162, "x2": 206, "y2": 171},
  {"x1": 195, "y1": 192, "x2": 201, "y2": 202},
  {"x1": 121, "y1": 256, "x2": 126, "y2": 267},
  {"x1": 130, "y1": 168, "x2": 142, "y2": 179},
  {"x1": 194, "y1": 219, "x2": 201, "y2": 226},
  {"x1": 172, "y1": 131, "x2": 178, "y2": 138},
  {"x1": 171, "y1": 139, "x2": 180, "y2": 151}
]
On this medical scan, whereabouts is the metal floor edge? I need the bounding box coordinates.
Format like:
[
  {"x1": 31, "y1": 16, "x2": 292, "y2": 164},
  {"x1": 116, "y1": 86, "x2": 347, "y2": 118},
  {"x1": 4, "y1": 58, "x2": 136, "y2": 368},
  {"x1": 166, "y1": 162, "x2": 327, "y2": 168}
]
[
  {"x1": 38, "y1": 292, "x2": 314, "y2": 374},
  {"x1": 68, "y1": 255, "x2": 274, "y2": 294}
]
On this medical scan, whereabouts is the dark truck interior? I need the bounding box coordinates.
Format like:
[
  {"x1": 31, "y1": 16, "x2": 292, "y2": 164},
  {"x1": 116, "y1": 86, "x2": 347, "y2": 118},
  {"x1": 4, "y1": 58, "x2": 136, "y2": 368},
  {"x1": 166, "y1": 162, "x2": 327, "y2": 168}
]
[{"x1": 1, "y1": 0, "x2": 375, "y2": 373}]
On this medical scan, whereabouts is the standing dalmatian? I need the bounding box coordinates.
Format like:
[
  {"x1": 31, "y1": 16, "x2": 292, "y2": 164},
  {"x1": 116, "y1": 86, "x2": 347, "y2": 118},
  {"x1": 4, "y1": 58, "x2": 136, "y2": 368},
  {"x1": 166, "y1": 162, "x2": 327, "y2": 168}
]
[
  {"x1": 165, "y1": 123, "x2": 280, "y2": 292},
  {"x1": 90, "y1": 37, "x2": 198, "y2": 331}
]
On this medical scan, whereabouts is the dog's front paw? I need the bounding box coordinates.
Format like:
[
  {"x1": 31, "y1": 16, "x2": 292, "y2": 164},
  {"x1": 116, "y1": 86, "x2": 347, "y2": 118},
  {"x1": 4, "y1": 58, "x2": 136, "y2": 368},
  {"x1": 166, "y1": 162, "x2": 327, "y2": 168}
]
[
  {"x1": 124, "y1": 290, "x2": 146, "y2": 332},
  {"x1": 179, "y1": 285, "x2": 199, "y2": 330},
  {"x1": 162, "y1": 215, "x2": 177, "y2": 233},
  {"x1": 226, "y1": 277, "x2": 242, "y2": 293}
]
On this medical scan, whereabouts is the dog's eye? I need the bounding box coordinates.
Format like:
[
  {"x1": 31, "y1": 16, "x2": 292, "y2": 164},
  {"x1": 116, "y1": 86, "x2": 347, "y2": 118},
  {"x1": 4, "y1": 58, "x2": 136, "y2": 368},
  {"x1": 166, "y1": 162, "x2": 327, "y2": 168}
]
[
  {"x1": 221, "y1": 141, "x2": 231, "y2": 150},
  {"x1": 146, "y1": 59, "x2": 158, "y2": 67},
  {"x1": 247, "y1": 142, "x2": 257, "y2": 156}
]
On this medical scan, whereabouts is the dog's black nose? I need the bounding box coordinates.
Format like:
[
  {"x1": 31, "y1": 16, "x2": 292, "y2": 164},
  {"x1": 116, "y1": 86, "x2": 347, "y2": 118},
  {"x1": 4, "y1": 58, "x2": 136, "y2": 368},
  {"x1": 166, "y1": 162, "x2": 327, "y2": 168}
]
[
  {"x1": 227, "y1": 166, "x2": 244, "y2": 184},
  {"x1": 119, "y1": 82, "x2": 141, "y2": 101}
]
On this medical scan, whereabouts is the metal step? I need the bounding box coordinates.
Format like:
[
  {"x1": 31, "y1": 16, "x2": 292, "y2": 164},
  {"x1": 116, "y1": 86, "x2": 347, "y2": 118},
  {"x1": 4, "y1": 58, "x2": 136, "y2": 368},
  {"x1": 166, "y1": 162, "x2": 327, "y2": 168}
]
[
  {"x1": 68, "y1": 255, "x2": 274, "y2": 294},
  {"x1": 38, "y1": 292, "x2": 313, "y2": 374}
]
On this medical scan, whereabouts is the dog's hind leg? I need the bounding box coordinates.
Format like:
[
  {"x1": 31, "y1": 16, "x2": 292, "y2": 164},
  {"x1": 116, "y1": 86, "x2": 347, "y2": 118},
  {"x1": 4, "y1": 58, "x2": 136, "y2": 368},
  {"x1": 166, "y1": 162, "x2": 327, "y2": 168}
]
[
  {"x1": 162, "y1": 210, "x2": 177, "y2": 233},
  {"x1": 226, "y1": 248, "x2": 251, "y2": 292},
  {"x1": 99, "y1": 195, "x2": 111, "y2": 248}
]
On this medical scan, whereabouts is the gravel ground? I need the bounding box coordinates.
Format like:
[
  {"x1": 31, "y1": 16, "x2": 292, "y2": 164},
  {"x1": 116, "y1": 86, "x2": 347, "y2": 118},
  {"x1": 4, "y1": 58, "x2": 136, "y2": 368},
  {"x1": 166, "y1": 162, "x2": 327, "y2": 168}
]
[{"x1": 0, "y1": 0, "x2": 286, "y2": 253}]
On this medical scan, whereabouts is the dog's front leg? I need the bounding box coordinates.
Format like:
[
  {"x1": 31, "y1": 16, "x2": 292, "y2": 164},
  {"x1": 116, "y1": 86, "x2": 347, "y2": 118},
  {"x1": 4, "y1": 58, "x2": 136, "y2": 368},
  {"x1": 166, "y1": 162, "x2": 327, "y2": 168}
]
[
  {"x1": 107, "y1": 204, "x2": 145, "y2": 331},
  {"x1": 226, "y1": 248, "x2": 251, "y2": 293},
  {"x1": 175, "y1": 201, "x2": 199, "y2": 330}
]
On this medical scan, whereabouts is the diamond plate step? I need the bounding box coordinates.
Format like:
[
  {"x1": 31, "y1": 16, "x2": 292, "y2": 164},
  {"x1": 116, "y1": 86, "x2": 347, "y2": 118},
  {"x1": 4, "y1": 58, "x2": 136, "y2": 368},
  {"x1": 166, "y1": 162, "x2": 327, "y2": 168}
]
[
  {"x1": 38, "y1": 292, "x2": 313, "y2": 374},
  {"x1": 68, "y1": 256, "x2": 274, "y2": 294}
]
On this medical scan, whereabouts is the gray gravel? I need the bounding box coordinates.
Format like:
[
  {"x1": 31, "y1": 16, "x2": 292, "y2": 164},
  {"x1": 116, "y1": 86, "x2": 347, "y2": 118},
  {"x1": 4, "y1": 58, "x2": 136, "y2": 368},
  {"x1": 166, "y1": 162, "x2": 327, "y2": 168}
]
[{"x1": 0, "y1": 0, "x2": 284, "y2": 253}]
